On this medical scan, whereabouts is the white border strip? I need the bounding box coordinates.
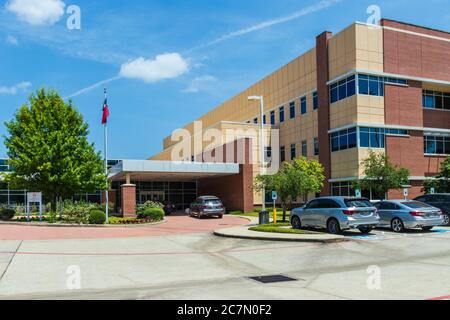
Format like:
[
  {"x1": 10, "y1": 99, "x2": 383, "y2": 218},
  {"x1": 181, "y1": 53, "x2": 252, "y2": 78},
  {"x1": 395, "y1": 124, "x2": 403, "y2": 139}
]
[{"x1": 329, "y1": 122, "x2": 450, "y2": 134}]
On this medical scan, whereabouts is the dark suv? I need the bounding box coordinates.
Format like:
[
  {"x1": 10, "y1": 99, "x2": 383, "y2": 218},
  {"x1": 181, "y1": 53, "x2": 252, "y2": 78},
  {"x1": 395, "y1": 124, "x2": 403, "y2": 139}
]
[
  {"x1": 414, "y1": 194, "x2": 450, "y2": 226},
  {"x1": 189, "y1": 196, "x2": 225, "y2": 219}
]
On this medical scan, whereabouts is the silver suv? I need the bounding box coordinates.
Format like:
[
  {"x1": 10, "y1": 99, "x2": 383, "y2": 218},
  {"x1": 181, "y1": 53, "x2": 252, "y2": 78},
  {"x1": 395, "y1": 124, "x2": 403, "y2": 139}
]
[
  {"x1": 290, "y1": 197, "x2": 380, "y2": 234},
  {"x1": 189, "y1": 196, "x2": 225, "y2": 219}
]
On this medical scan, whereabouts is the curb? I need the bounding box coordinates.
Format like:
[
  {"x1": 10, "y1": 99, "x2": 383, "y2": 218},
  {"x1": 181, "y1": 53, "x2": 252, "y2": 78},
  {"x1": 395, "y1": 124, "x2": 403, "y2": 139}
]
[
  {"x1": 0, "y1": 218, "x2": 168, "y2": 228},
  {"x1": 213, "y1": 229, "x2": 349, "y2": 243}
]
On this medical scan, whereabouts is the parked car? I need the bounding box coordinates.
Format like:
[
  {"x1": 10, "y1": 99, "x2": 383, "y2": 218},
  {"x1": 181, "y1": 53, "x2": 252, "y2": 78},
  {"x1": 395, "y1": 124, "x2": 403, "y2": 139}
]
[
  {"x1": 414, "y1": 194, "x2": 450, "y2": 226},
  {"x1": 290, "y1": 197, "x2": 379, "y2": 235},
  {"x1": 374, "y1": 200, "x2": 444, "y2": 232},
  {"x1": 188, "y1": 196, "x2": 225, "y2": 219}
]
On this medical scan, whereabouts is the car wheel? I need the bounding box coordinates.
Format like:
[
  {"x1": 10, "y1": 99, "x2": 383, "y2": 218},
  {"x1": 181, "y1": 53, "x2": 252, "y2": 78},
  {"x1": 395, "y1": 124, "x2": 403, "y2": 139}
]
[
  {"x1": 422, "y1": 226, "x2": 433, "y2": 231},
  {"x1": 359, "y1": 227, "x2": 373, "y2": 234},
  {"x1": 218, "y1": 214, "x2": 223, "y2": 219},
  {"x1": 391, "y1": 218, "x2": 404, "y2": 233},
  {"x1": 327, "y1": 219, "x2": 342, "y2": 235},
  {"x1": 443, "y1": 214, "x2": 449, "y2": 226},
  {"x1": 291, "y1": 216, "x2": 301, "y2": 229}
]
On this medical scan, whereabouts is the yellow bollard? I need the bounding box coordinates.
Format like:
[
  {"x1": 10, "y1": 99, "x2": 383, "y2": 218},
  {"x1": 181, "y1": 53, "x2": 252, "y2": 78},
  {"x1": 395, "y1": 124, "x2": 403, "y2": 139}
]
[{"x1": 273, "y1": 207, "x2": 277, "y2": 225}]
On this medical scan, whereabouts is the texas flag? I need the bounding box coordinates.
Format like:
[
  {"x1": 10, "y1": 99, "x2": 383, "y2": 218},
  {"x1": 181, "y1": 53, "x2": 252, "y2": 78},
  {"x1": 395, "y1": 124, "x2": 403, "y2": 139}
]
[{"x1": 101, "y1": 98, "x2": 110, "y2": 125}]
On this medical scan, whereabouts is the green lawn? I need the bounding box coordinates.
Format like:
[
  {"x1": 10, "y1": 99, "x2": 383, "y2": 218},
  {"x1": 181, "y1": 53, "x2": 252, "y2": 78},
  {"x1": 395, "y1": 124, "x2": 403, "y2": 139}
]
[
  {"x1": 249, "y1": 223, "x2": 319, "y2": 235},
  {"x1": 230, "y1": 208, "x2": 291, "y2": 221}
]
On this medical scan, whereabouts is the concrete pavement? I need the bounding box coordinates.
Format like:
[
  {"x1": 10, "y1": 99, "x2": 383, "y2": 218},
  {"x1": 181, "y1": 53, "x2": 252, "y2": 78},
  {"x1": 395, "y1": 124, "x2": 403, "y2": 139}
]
[{"x1": 0, "y1": 226, "x2": 450, "y2": 299}]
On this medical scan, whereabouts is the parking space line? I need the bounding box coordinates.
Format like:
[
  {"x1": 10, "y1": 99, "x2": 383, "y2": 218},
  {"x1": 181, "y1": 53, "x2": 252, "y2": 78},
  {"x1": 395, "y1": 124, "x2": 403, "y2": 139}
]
[{"x1": 426, "y1": 294, "x2": 450, "y2": 300}]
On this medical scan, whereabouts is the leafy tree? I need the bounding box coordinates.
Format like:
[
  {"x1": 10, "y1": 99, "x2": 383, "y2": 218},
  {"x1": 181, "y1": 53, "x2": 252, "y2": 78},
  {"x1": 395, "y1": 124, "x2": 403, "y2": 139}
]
[
  {"x1": 254, "y1": 157, "x2": 325, "y2": 222},
  {"x1": 358, "y1": 151, "x2": 410, "y2": 199},
  {"x1": 3, "y1": 89, "x2": 107, "y2": 212},
  {"x1": 424, "y1": 156, "x2": 450, "y2": 193}
]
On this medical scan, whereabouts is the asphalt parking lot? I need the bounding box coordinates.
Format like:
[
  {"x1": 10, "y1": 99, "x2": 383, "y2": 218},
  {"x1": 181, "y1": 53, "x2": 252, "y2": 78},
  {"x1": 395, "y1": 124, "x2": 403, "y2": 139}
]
[{"x1": 0, "y1": 224, "x2": 449, "y2": 300}]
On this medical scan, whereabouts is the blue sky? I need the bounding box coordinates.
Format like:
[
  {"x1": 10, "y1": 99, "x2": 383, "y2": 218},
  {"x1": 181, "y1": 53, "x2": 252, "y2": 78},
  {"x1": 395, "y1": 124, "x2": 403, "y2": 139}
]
[{"x1": 0, "y1": 0, "x2": 449, "y2": 160}]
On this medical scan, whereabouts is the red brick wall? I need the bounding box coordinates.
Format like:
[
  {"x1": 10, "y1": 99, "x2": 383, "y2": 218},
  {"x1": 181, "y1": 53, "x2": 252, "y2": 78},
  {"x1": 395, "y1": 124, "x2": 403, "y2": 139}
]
[
  {"x1": 388, "y1": 180, "x2": 423, "y2": 200},
  {"x1": 197, "y1": 138, "x2": 254, "y2": 212},
  {"x1": 316, "y1": 31, "x2": 333, "y2": 196},
  {"x1": 121, "y1": 184, "x2": 136, "y2": 218},
  {"x1": 197, "y1": 164, "x2": 254, "y2": 212},
  {"x1": 381, "y1": 19, "x2": 450, "y2": 82},
  {"x1": 423, "y1": 109, "x2": 450, "y2": 129},
  {"x1": 384, "y1": 81, "x2": 423, "y2": 126}
]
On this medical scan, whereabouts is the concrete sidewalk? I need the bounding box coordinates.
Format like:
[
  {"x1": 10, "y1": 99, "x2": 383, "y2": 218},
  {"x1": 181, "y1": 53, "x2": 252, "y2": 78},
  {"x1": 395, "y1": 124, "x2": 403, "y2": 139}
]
[{"x1": 214, "y1": 216, "x2": 347, "y2": 243}]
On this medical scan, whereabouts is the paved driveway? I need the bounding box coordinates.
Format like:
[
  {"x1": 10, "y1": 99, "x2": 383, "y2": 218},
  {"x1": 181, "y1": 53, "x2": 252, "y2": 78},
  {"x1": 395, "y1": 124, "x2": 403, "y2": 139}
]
[
  {"x1": 0, "y1": 227, "x2": 449, "y2": 299},
  {"x1": 0, "y1": 214, "x2": 248, "y2": 240}
]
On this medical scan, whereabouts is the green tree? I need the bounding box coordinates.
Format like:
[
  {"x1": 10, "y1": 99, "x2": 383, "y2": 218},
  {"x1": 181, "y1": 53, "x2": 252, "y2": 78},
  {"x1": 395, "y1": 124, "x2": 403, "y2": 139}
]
[
  {"x1": 358, "y1": 151, "x2": 410, "y2": 199},
  {"x1": 424, "y1": 156, "x2": 450, "y2": 193},
  {"x1": 254, "y1": 157, "x2": 325, "y2": 222},
  {"x1": 3, "y1": 89, "x2": 107, "y2": 212}
]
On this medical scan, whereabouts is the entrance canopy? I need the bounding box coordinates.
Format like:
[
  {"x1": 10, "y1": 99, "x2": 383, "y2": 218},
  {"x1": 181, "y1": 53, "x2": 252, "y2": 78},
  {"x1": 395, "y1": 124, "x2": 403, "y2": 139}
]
[{"x1": 108, "y1": 160, "x2": 240, "y2": 182}]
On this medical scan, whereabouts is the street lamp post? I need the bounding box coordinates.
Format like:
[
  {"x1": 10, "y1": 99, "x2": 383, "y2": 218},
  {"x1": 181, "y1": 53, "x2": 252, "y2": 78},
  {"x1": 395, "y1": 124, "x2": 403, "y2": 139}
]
[{"x1": 248, "y1": 95, "x2": 266, "y2": 211}]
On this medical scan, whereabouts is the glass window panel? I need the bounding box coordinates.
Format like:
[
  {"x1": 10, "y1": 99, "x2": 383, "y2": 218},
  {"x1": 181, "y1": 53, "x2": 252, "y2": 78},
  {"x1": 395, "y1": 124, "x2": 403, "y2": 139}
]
[
  {"x1": 436, "y1": 138, "x2": 444, "y2": 154},
  {"x1": 347, "y1": 79, "x2": 356, "y2": 97},
  {"x1": 279, "y1": 107, "x2": 285, "y2": 123},
  {"x1": 338, "y1": 83, "x2": 347, "y2": 100},
  {"x1": 270, "y1": 111, "x2": 275, "y2": 125},
  {"x1": 369, "y1": 80, "x2": 379, "y2": 96},
  {"x1": 444, "y1": 96, "x2": 450, "y2": 110},
  {"x1": 359, "y1": 77, "x2": 369, "y2": 95},
  {"x1": 435, "y1": 94, "x2": 443, "y2": 109},
  {"x1": 289, "y1": 102, "x2": 295, "y2": 119},
  {"x1": 339, "y1": 133, "x2": 348, "y2": 150},
  {"x1": 424, "y1": 95, "x2": 435, "y2": 108},
  {"x1": 301, "y1": 97, "x2": 307, "y2": 114},
  {"x1": 330, "y1": 87, "x2": 338, "y2": 103},
  {"x1": 348, "y1": 131, "x2": 357, "y2": 148},
  {"x1": 360, "y1": 128, "x2": 370, "y2": 147}
]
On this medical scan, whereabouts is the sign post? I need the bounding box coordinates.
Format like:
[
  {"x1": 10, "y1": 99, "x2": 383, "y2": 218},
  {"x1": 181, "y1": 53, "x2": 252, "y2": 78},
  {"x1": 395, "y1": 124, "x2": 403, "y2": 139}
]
[
  {"x1": 26, "y1": 192, "x2": 43, "y2": 222},
  {"x1": 272, "y1": 191, "x2": 278, "y2": 225},
  {"x1": 402, "y1": 185, "x2": 411, "y2": 201}
]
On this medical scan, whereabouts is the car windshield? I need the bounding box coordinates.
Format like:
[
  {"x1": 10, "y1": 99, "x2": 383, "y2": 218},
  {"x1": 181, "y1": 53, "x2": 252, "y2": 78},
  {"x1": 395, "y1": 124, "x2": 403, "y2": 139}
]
[
  {"x1": 205, "y1": 199, "x2": 221, "y2": 205},
  {"x1": 402, "y1": 201, "x2": 433, "y2": 209},
  {"x1": 344, "y1": 199, "x2": 373, "y2": 208}
]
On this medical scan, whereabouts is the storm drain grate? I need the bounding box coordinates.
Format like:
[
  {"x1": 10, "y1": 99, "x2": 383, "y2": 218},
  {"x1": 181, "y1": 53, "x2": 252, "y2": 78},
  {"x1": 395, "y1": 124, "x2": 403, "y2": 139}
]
[{"x1": 248, "y1": 275, "x2": 298, "y2": 284}]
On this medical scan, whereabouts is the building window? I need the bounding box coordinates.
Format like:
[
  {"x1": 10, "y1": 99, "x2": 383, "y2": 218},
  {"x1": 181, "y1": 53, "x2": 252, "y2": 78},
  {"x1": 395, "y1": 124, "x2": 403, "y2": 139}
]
[
  {"x1": 300, "y1": 96, "x2": 307, "y2": 114},
  {"x1": 423, "y1": 90, "x2": 450, "y2": 110},
  {"x1": 313, "y1": 91, "x2": 318, "y2": 110},
  {"x1": 314, "y1": 138, "x2": 319, "y2": 156},
  {"x1": 279, "y1": 106, "x2": 285, "y2": 123},
  {"x1": 290, "y1": 144, "x2": 296, "y2": 160},
  {"x1": 263, "y1": 114, "x2": 267, "y2": 125},
  {"x1": 253, "y1": 117, "x2": 258, "y2": 124},
  {"x1": 330, "y1": 75, "x2": 356, "y2": 103},
  {"x1": 289, "y1": 101, "x2": 296, "y2": 119},
  {"x1": 331, "y1": 128, "x2": 357, "y2": 152},
  {"x1": 270, "y1": 111, "x2": 275, "y2": 125},
  {"x1": 0, "y1": 159, "x2": 10, "y2": 172},
  {"x1": 265, "y1": 146, "x2": 272, "y2": 162},
  {"x1": 424, "y1": 136, "x2": 450, "y2": 155},
  {"x1": 359, "y1": 127, "x2": 408, "y2": 149},
  {"x1": 280, "y1": 146, "x2": 285, "y2": 163},
  {"x1": 331, "y1": 182, "x2": 355, "y2": 197},
  {"x1": 330, "y1": 74, "x2": 408, "y2": 104},
  {"x1": 301, "y1": 140, "x2": 307, "y2": 157}
]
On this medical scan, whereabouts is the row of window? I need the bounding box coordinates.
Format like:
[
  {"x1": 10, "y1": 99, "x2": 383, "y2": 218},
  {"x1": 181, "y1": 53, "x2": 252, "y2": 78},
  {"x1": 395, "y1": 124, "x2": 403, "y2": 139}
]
[
  {"x1": 330, "y1": 74, "x2": 408, "y2": 104},
  {"x1": 0, "y1": 159, "x2": 11, "y2": 172},
  {"x1": 280, "y1": 138, "x2": 319, "y2": 162},
  {"x1": 423, "y1": 90, "x2": 450, "y2": 110},
  {"x1": 249, "y1": 91, "x2": 318, "y2": 125},
  {"x1": 331, "y1": 127, "x2": 409, "y2": 152},
  {"x1": 424, "y1": 136, "x2": 450, "y2": 155}
]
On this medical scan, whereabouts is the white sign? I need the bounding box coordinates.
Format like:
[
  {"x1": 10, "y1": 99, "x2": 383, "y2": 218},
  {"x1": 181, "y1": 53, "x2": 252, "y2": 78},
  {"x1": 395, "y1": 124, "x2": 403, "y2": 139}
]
[
  {"x1": 27, "y1": 192, "x2": 42, "y2": 203},
  {"x1": 27, "y1": 192, "x2": 43, "y2": 222},
  {"x1": 403, "y1": 188, "x2": 409, "y2": 199},
  {"x1": 430, "y1": 187, "x2": 435, "y2": 195},
  {"x1": 355, "y1": 189, "x2": 362, "y2": 198}
]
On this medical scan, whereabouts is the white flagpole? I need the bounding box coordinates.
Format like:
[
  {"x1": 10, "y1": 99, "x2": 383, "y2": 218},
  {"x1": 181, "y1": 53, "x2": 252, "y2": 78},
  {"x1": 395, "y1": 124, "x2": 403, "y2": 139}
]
[{"x1": 104, "y1": 87, "x2": 109, "y2": 224}]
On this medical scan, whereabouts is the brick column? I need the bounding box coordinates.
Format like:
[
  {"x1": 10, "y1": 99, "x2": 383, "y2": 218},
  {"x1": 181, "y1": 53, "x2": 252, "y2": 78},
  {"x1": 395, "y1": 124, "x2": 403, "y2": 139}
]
[
  {"x1": 121, "y1": 184, "x2": 136, "y2": 218},
  {"x1": 316, "y1": 31, "x2": 333, "y2": 196}
]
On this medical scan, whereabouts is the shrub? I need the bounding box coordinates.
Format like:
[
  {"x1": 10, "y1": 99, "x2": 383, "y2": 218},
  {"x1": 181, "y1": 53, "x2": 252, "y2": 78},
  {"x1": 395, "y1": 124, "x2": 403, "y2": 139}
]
[
  {"x1": 136, "y1": 201, "x2": 163, "y2": 217},
  {"x1": 61, "y1": 200, "x2": 97, "y2": 224},
  {"x1": 89, "y1": 210, "x2": 106, "y2": 225},
  {"x1": 0, "y1": 207, "x2": 16, "y2": 221},
  {"x1": 109, "y1": 217, "x2": 147, "y2": 225},
  {"x1": 140, "y1": 207, "x2": 164, "y2": 221}
]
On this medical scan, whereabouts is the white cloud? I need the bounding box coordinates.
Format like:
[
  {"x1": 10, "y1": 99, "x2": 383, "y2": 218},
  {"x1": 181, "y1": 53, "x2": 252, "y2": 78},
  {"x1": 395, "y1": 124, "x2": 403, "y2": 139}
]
[
  {"x1": 183, "y1": 75, "x2": 217, "y2": 93},
  {"x1": 119, "y1": 53, "x2": 189, "y2": 83},
  {"x1": 0, "y1": 81, "x2": 32, "y2": 95},
  {"x1": 6, "y1": 35, "x2": 19, "y2": 45},
  {"x1": 5, "y1": 0, "x2": 65, "y2": 26}
]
